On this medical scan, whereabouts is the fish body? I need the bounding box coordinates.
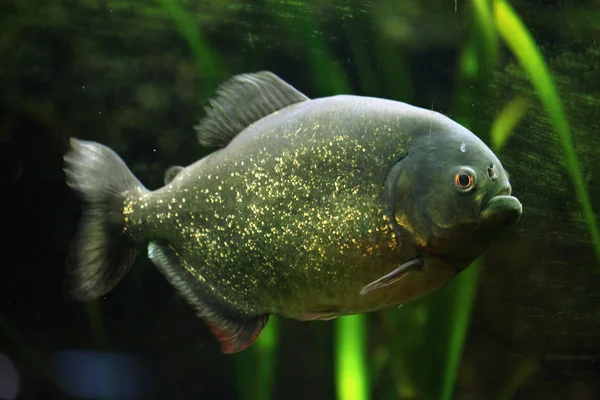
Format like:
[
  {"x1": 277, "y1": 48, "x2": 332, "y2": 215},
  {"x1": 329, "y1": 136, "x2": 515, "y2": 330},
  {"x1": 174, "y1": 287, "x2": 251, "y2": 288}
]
[{"x1": 64, "y1": 72, "x2": 522, "y2": 353}]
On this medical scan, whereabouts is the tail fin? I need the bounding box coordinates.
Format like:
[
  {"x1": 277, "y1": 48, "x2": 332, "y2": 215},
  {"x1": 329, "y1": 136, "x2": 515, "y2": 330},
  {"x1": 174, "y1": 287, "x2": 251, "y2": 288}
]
[{"x1": 63, "y1": 138, "x2": 146, "y2": 301}]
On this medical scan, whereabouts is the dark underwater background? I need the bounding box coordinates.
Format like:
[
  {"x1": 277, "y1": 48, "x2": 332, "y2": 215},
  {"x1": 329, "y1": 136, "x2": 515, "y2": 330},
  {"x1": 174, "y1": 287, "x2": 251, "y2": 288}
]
[{"x1": 1, "y1": 0, "x2": 600, "y2": 399}]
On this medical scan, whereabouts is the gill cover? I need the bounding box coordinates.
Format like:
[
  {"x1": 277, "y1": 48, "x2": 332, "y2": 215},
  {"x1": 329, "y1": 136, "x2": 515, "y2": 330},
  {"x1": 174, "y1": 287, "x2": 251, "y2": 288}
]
[
  {"x1": 382, "y1": 152, "x2": 434, "y2": 250},
  {"x1": 383, "y1": 155, "x2": 411, "y2": 244},
  {"x1": 358, "y1": 155, "x2": 424, "y2": 296}
]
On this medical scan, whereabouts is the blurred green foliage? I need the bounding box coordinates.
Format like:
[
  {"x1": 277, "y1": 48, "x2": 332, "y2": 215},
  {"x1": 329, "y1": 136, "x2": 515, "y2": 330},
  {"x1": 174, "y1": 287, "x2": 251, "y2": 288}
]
[
  {"x1": 233, "y1": 317, "x2": 280, "y2": 400},
  {"x1": 490, "y1": 95, "x2": 530, "y2": 152},
  {"x1": 336, "y1": 315, "x2": 369, "y2": 400},
  {"x1": 494, "y1": 0, "x2": 600, "y2": 273}
]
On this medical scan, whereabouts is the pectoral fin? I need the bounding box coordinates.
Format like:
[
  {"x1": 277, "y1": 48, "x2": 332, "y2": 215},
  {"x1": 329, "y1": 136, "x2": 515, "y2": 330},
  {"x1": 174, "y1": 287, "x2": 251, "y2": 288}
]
[
  {"x1": 148, "y1": 241, "x2": 268, "y2": 354},
  {"x1": 360, "y1": 258, "x2": 422, "y2": 295}
]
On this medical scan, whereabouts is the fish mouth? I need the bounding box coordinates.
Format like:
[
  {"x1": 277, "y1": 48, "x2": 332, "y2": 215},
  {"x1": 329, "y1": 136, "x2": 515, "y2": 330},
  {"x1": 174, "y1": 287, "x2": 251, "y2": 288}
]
[{"x1": 479, "y1": 188, "x2": 522, "y2": 229}]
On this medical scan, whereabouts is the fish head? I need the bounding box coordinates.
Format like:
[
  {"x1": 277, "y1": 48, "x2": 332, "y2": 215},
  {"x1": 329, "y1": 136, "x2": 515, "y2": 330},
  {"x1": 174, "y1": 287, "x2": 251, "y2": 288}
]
[{"x1": 388, "y1": 126, "x2": 522, "y2": 264}]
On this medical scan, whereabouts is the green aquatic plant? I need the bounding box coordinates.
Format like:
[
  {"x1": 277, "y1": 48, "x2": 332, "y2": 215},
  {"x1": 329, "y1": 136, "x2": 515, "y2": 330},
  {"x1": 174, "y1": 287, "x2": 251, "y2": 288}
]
[
  {"x1": 336, "y1": 315, "x2": 369, "y2": 400},
  {"x1": 254, "y1": 317, "x2": 280, "y2": 400},
  {"x1": 265, "y1": 0, "x2": 350, "y2": 96},
  {"x1": 440, "y1": 261, "x2": 482, "y2": 400},
  {"x1": 377, "y1": 310, "x2": 417, "y2": 399},
  {"x1": 471, "y1": 0, "x2": 500, "y2": 74},
  {"x1": 234, "y1": 316, "x2": 280, "y2": 400},
  {"x1": 494, "y1": 0, "x2": 600, "y2": 271},
  {"x1": 155, "y1": 0, "x2": 225, "y2": 87},
  {"x1": 490, "y1": 95, "x2": 531, "y2": 152},
  {"x1": 497, "y1": 356, "x2": 539, "y2": 400}
]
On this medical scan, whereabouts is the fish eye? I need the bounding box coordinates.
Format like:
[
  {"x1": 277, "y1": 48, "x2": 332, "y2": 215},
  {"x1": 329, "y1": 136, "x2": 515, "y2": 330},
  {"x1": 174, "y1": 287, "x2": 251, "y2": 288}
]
[{"x1": 454, "y1": 168, "x2": 476, "y2": 192}]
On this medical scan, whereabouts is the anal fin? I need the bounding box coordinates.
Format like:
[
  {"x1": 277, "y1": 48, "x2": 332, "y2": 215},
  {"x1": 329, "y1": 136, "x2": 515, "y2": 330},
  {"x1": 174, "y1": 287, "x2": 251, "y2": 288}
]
[
  {"x1": 206, "y1": 316, "x2": 269, "y2": 354},
  {"x1": 148, "y1": 241, "x2": 268, "y2": 354}
]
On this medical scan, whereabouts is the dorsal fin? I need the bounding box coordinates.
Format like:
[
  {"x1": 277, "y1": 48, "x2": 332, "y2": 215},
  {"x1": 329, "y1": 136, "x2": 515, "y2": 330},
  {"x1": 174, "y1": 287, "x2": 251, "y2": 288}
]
[{"x1": 194, "y1": 71, "x2": 310, "y2": 148}]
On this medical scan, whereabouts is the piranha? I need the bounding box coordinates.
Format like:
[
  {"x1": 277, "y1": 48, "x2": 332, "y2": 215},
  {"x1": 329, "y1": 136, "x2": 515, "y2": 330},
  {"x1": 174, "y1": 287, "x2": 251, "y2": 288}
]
[{"x1": 64, "y1": 71, "x2": 522, "y2": 353}]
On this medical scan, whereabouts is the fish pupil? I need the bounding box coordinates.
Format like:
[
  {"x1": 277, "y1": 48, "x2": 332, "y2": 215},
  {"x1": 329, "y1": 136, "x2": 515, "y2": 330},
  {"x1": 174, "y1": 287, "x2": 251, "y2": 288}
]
[{"x1": 457, "y1": 173, "x2": 471, "y2": 188}]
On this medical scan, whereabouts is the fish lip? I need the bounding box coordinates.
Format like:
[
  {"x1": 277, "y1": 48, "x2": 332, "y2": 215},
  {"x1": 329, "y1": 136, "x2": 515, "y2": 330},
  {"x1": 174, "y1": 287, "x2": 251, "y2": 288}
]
[
  {"x1": 495, "y1": 186, "x2": 512, "y2": 197},
  {"x1": 479, "y1": 192, "x2": 522, "y2": 229}
]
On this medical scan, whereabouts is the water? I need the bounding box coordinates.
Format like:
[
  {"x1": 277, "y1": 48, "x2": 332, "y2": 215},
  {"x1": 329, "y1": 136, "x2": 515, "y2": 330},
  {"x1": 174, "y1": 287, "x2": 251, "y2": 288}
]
[{"x1": 1, "y1": 0, "x2": 599, "y2": 399}]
